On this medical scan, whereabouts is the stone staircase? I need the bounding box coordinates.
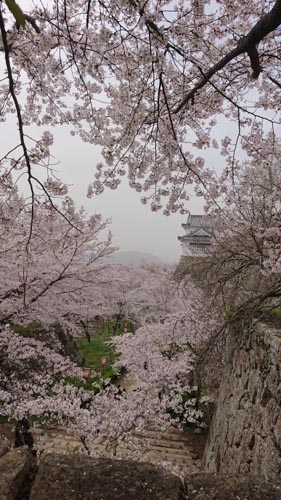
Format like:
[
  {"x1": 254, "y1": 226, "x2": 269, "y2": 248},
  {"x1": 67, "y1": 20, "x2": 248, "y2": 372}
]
[
  {"x1": 29, "y1": 371, "x2": 205, "y2": 475},
  {"x1": 33, "y1": 427, "x2": 82, "y2": 457},
  {"x1": 113, "y1": 374, "x2": 204, "y2": 475},
  {"x1": 115, "y1": 425, "x2": 201, "y2": 476},
  {"x1": 30, "y1": 373, "x2": 205, "y2": 475},
  {"x1": 31, "y1": 423, "x2": 202, "y2": 477}
]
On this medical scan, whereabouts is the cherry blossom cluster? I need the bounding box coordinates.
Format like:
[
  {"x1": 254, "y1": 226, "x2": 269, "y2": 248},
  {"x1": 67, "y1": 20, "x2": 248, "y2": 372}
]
[
  {"x1": 0, "y1": 325, "x2": 83, "y2": 415},
  {"x1": 0, "y1": 1, "x2": 279, "y2": 211},
  {"x1": 202, "y1": 137, "x2": 281, "y2": 312},
  {"x1": 94, "y1": 262, "x2": 178, "y2": 326},
  {"x1": 111, "y1": 277, "x2": 220, "y2": 428},
  {"x1": 0, "y1": 259, "x2": 221, "y2": 456},
  {"x1": 0, "y1": 325, "x2": 174, "y2": 456},
  {"x1": 0, "y1": 188, "x2": 116, "y2": 332}
]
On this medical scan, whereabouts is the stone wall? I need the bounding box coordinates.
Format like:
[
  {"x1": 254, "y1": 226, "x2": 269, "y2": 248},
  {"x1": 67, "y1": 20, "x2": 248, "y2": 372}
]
[{"x1": 203, "y1": 321, "x2": 281, "y2": 477}]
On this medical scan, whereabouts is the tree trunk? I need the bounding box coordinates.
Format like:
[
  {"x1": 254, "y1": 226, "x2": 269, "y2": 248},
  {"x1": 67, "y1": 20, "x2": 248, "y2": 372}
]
[{"x1": 80, "y1": 320, "x2": 91, "y2": 343}]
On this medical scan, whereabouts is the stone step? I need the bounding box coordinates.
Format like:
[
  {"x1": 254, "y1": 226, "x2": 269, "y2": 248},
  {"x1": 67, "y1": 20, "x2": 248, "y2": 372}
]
[
  {"x1": 114, "y1": 425, "x2": 198, "y2": 471},
  {"x1": 146, "y1": 450, "x2": 195, "y2": 466},
  {"x1": 118, "y1": 438, "x2": 190, "y2": 452},
  {"x1": 142, "y1": 439, "x2": 189, "y2": 451},
  {"x1": 146, "y1": 446, "x2": 192, "y2": 459},
  {"x1": 117, "y1": 442, "x2": 193, "y2": 461},
  {"x1": 29, "y1": 424, "x2": 201, "y2": 477},
  {"x1": 133, "y1": 434, "x2": 190, "y2": 448},
  {"x1": 116, "y1": 447, "x2": 194, "y2": 468},
  {"x1": 142, "y1": 427, "x2": 187, "y2": 440},
  {"x1": 97, "y1": 429, "x2": 191, "y2": 448},
  {"x1": 132, "y1": 438, "x2": 190, "y2": 451}
]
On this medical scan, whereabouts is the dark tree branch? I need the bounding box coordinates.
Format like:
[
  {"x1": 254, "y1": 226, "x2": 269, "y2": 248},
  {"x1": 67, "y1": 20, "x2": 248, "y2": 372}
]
[
  {"x1": 247, "y1": 45, "x2": 262, "y2": 79},
  {"x1": 25, "y1": 15, "x2": 40, "y2": 33},
  {"x1": 268, "y1": 75, "x2": 281, "y2": 89},
  {"x1": 0, "y1": 7, "x2": 35, "y2": 243},
  {"x1": 0, "y1": 6, "x2": 80, "y2": 237},
  {"x1": 80, "y1": 319, "x2": 91, "y2": 342},
  {"x1": 174, "y1": 0, "x2": 281, "y2": 113}
]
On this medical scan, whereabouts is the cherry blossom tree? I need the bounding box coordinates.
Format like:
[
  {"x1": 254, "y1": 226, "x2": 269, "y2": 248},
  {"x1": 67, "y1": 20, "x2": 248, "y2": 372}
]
[
  {"x1": 110, "y1": 276, "x2": 221, "y2": 429},
  {"x1": 0, "y1": 189, "x2": 216, "y2": 454},
  {"x1": 0, "y1": 1, "x2": 280, "y2": 213},
  {"x1": 0, "y1": 257, "x2": 222, "y2": 459},
  {"x1": 0, "y1": 187, "x2": 116, "y2": 332},
  {"x1": 0, "y1": 217, "x2": 228, "y2": 473},
  {"x1": 95, "y1": 262, "x2": 177, "y2": 328},
  {"x1": 0, "y1": 323, "x2": 166, "y2": 456},
  {"x1": 196, "y1": 138, "x2": 281, "y2": 319}
]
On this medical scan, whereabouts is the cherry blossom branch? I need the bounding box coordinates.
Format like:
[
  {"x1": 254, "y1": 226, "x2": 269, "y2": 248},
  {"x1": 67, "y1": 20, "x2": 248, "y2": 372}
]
[
  {"x1": 268, "y1": 75, "x2": 281, "y2": 90},
  {"x1": 0, "y1": 7, "x2": 35, "y2": 240},
  {"x1": 174, "y1": 0, "x2": 281, "y2": 113}
]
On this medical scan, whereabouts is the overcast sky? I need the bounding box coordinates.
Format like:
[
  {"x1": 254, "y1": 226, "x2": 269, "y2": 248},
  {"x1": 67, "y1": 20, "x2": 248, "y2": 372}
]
[{"x1": 45, "y1": 117, "x2": 236, "y2": 261}]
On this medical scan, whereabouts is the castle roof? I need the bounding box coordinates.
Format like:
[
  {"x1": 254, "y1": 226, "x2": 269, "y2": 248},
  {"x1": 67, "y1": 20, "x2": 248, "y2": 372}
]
[{"x1": 182, "y1": 213, "x2": 213, "y2": 231}]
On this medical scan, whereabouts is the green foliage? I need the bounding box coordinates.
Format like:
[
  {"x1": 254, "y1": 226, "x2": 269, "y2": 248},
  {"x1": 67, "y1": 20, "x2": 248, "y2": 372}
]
[
  {"x1": 5, "y1": 320, "x2": 127, "y2": 396},
  {"x1": 0, "y1": 415, "x2": 9, "y2": 424},
  {"x1": 76, "y1": 335, "x2": 115, "y2": 379},
  {"x1": 99, "y1": 319, "x2": 133, "y2": 336},
  {"x1": 10, "y1": 321, "x2": 42, "y2": 335},
  {"x1": 0, "y1": 413, "x2": 57, "y2": 427},
  {"x1": 268, "y1": 307, "x2": 281, "y2": 318},
  {"x1": 76, "y1": 320, "x2": 130, "y2": 384}
]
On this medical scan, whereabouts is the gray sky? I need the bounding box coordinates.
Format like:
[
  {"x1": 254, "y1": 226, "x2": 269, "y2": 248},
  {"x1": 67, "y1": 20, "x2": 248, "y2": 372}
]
[
  {"x1": 0, "y1": 3, "x2": 240, "y2": 264},
  {"x1": 1, "y1": 114, "x2": 206, "y2": 262}
]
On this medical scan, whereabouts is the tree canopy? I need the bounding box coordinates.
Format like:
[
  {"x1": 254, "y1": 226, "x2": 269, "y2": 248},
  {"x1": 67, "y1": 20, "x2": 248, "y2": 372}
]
[{"x1": 0, "y1": 0, "x2": 280, "y2": 214}]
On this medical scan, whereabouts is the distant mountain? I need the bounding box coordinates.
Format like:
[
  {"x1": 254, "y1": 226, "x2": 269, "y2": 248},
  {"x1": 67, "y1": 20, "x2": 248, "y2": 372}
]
[{"x1": 105, "y1": 250, "x2": 162, "y2": 265}]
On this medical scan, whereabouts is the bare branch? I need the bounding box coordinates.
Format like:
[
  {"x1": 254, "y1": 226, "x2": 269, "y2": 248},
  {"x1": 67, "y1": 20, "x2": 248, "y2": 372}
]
[{"x1": 268, "y1": 75, "x2": 281, "y2": 89}]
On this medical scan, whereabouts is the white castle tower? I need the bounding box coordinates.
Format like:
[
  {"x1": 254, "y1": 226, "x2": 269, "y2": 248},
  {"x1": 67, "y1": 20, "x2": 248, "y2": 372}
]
[{"x1": 178, "y1": 214, "x2": 213, "y2": 257}]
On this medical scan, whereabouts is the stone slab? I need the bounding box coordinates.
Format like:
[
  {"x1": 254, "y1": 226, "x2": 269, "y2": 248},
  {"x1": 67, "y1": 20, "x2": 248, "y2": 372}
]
[{"x1": 30, "y1": 454, "x2": 185, "y2": 500}]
